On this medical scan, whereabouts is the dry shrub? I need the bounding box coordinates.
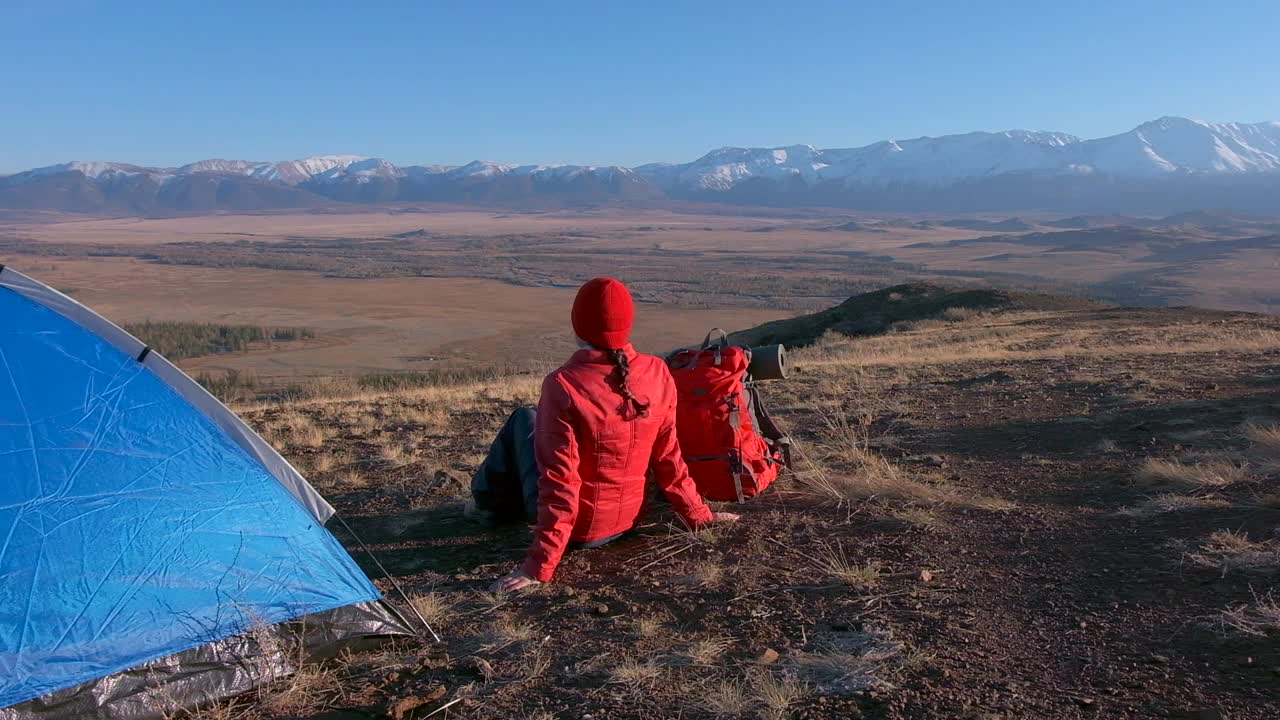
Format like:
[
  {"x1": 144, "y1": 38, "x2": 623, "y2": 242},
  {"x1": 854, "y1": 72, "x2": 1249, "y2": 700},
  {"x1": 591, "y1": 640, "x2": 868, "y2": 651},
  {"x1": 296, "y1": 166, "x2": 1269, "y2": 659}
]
[
  {"x1": 408, "y1": 592, "x2": 455, "y2": 628},
  {"x1": 892, "y1": 506, "x2": 943, "y2": 531},
  {"x1": 1117, "y1": 493, "x2": 1232, "y2": 517},
  {"x1": 174, "y1": 701, "x2": 250, "y2": 720},
  {"x1": 941, "y1": 306, "x2": 980, "y2": 322},
  {"x1": 608, "y1": 656, "x2": 663, "y2": 687},
  {"x1": 309, "y1": 452, "x2": 335, "y2": 473},
  {"x1": 812, "y1": 541, "x2": 882, "y2": 589},
  {"x1": 482, "y1": 616, "x2": 539, "y2": 650},
  {"x1": 631, "y1": 614, "x2": 668, "y2": 639},
  {"x1": 796, "y1": 452, "x2": 959, "y2": 507},
  {"x1": 335, "y1": 469, "x2": 367, "y2": 489},
  {"x1": 688, "y1": 559, "x2": 724, "y2": 587},
  {"x1": 1244, "y1": 423, "x2": 1280, "y2": 475},
  {"x1": 1218, "y1": 591, "x2": 1280, "y2": 637},
  {"x1": 793, "y1": 312, "x2": 1280, "y2": 370},
  {"x1": 751, "y1": 670, "x2": 809, "y2": 720},
  {"x1": 703, "y1": 678, "x2": 750, "y2": 717},
  {"x1": 400, "y1": 404, "x2": 449, "y2": 430},
  {"x1": 259, "y1": 665, "x2": 339, "y2": 715},
  {"x1": 379, "y1": 441, "x2": 411, "y2": 467},
  {"x1": 1135, "y1": 458, "x2": 1248, "y2": 492},
  {"x1": 512, "y1": 647, "x2": 552, "y2": 681},
  {"x1": 685, "y1": 636, "x2": 731, "y2": 666},
  {"x1": 1188, "y1": 530, "x2": 1280, "y2": 574}
]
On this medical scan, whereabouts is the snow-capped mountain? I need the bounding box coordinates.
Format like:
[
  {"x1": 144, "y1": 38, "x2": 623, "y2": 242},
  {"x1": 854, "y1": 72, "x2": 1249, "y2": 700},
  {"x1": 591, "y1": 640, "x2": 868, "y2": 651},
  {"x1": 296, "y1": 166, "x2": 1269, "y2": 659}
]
[
  {"x1": 176, "y1": 155, "x2": 368, "y2": 184},
  {"x1": 3, "y1": 118, "x2": 1279, "y2": 214},
  {"x1": 642, "y1": 118, "x2": 1280, "y2": 194}
]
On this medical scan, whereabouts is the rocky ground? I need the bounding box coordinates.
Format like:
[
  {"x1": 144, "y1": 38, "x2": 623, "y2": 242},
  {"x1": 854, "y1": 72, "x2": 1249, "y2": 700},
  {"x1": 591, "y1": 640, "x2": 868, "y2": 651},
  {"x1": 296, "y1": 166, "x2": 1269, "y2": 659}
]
[{"x1": 224, "y1": 290, "x2": 1279, "y2": 720}]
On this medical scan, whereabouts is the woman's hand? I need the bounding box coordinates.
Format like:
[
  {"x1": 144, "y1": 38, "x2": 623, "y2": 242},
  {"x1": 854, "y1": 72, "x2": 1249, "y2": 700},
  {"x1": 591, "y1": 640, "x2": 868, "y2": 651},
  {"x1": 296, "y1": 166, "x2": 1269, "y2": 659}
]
[
  {"x1": 489, "y1": 568, "x2": 542, "y2": 593},
  {"x1": 711, "y1": 511, "x2": 740, "y2": 523}
]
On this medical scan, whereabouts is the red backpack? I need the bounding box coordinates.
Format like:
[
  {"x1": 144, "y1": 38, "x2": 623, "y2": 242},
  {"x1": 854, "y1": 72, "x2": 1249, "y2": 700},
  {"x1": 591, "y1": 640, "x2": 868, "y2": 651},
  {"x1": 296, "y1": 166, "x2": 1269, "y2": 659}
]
[{"x1": 667, "y1": 330, "x2": 790, "y2": 502}]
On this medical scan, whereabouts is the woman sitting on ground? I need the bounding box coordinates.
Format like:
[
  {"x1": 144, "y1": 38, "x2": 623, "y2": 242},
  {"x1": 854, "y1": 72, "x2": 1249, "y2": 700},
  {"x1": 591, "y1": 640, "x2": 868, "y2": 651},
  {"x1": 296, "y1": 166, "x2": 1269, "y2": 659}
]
[{"x1": 470, "y1": 277, "x2": 738, "y2": 592}]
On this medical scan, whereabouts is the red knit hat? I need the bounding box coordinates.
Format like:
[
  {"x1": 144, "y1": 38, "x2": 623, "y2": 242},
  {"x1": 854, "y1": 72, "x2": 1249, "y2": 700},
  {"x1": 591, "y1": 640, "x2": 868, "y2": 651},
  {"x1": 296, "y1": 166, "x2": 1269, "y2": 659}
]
[{"x1": 572, "y1": 277, "x2": 634, "y2": 350}]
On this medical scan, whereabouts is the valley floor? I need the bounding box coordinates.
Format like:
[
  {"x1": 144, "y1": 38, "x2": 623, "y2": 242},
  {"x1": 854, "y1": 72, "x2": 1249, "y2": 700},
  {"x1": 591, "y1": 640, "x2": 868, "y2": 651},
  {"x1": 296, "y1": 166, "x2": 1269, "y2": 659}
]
[{"x1": 212, "y1": 303, "x2": 1280, "y2": 720}]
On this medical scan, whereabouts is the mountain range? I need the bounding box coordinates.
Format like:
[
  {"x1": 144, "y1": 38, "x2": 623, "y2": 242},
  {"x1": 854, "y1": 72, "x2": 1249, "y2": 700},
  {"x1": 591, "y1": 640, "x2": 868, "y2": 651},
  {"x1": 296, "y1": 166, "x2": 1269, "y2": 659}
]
[{"x1": 4, "y1": 117, "x2": 1279, "y2": 215}]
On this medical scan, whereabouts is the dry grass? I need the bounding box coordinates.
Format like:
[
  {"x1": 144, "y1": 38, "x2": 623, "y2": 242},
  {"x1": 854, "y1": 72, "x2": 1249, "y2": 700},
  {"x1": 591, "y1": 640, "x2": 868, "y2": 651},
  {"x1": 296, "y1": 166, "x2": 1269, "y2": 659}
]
[
  {"x1": 1117, "y1": 493, "x2": 1233, "y2": 517},
  {"x1": 703, "y1": 678, "x2": 751, "y2": 717},
  {"x1": 630, "y1": 614, "x2": 668, "y2": 639},
  {"x1": 482, "y1": 617, "x2": 540, "y2": 650},
  {"x1": 1135, "y1": 458, "x2": 1249, "y2": 492},
  {"x1": 334, "y1": 469, "x2": 367, "y2": 489},
  {"x1": 1188, "y1": 530, "x2": 1280, "y2": 574},
  {"x1": 309, "y1": 452, "x2": 335, "y2": 473},
  {"x1": 685, "y1": 636, "x2": 731, "y2": 666},
  {"x1": 259, "y1": 665, "x2": 340, "y2": 715},
  {"x1": 608, "y1": 656, "x2": 663, "y2": 687},
  {"x1": 751, "y1": 670, "x2": 809, "y2": 720},
  {"x1": 1243, "y1": 423, "x2": 1280, "y2": 475},
  {"x1": 167, "y1": 700, "x2": 252, "y2": 720},
  {"x1": 408, "y1": 592, "x2": 455, "y2": 628},
  {"x1": 378, "y1": 440, "x2": 414, "y2": 467},
  {"x1": 812, "y1": 541, "x2": 882, "y2": 589},
  {"x1": 1218, "y1": 591, "x2": 1280, "y2": 637},
  {"x1": 687, "y1": 558, "x2": 725, "y2": 587},
  {"x1": 941, "y1": 306, "x2": 981, "y2": 322},
  {"x1": 796, "y1": 315, "x2": 1280, "y2": 370},
  {"x1": 892, "y1": 506, "x2": 943, "y2": 531},
  {"x1": 512, "y1": 647, "x2": 553, "y2": 682}
]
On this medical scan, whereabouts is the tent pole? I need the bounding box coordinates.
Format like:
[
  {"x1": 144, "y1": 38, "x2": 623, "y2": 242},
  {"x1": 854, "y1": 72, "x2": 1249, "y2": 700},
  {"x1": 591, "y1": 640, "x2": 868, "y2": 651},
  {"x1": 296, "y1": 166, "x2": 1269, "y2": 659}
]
[{"x1": 332, "y1": 513, "x2": 442, "y2": 643}]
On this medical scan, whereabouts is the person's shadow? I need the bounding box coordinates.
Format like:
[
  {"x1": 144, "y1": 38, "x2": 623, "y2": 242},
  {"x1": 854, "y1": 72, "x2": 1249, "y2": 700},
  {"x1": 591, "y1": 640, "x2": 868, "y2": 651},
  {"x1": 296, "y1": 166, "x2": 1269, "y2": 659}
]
[{"x1": 330, "y1": 502, "x2": 531, "y2": 580}]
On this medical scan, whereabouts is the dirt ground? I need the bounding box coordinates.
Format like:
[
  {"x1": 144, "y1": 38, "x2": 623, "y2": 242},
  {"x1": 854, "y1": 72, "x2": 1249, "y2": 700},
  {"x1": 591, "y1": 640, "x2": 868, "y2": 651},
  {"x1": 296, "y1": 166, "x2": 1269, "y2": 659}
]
[
  {"x1": 229, "y1": 302, "x2": 1280, "y2": 720},
  {"x1": 5, "y1": 206, "x2": 1280, "y2": 317}
]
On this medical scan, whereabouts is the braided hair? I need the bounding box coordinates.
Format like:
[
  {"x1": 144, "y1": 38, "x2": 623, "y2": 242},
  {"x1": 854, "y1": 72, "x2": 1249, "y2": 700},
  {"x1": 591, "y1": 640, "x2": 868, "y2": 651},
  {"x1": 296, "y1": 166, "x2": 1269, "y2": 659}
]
[{"x1": 607, "y1": 349, "x2": 650, "y2": 419}]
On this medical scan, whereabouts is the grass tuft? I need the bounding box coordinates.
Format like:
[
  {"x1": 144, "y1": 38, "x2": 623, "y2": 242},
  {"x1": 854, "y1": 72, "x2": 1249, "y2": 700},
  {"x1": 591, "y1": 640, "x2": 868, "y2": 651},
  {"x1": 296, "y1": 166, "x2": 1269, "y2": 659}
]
[
  {"x1": 1218, "y1": 591, "x2": 1280, "y2": 637},
  {"x1": 751, "y1": 671, "x2": 808, "y2": 720},
  {"x1": 812, "y1": 541, "x2": 882, "y2": 589},
  {"x1": 608, "y1": 657, "x2": 663, "y2": 687},
  {"x1": 1135, "y1": 458, "x2": 1248, "y2": 492},
  {"x1": 703, "y1": 678, "x2": 750, "y2": 717},
  {"x1": 408, "y1": 591, "x2": 455, "y2": 628}
]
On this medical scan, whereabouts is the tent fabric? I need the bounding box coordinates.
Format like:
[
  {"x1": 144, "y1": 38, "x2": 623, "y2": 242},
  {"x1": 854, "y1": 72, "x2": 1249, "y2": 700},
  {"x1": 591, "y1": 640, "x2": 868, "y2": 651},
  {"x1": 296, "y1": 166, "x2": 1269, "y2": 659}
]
[
  {"x1": 0, "y1": 601, "x2": 410, "y2": 720},
  {"x1": 0, "y1": 272, "x2": 388, "y2": 710},
  {"x1": 0, "y1": 268, "x2": 335, "y2": 522}
]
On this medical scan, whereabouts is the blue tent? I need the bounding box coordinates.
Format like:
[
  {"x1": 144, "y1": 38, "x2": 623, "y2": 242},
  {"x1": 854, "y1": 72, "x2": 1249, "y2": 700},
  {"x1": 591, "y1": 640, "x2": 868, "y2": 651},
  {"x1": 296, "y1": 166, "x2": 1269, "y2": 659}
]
[{"x1": 0, "y1": 267, "x2": 412, "y2": 719}]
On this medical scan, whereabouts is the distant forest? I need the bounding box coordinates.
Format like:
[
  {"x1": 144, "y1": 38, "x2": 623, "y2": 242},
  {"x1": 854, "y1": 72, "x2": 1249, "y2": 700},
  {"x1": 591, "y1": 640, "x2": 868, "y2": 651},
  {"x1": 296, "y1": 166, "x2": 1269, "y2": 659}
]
[{"x1": 123, "y1": 321, "x2": 314, "y2": 361}]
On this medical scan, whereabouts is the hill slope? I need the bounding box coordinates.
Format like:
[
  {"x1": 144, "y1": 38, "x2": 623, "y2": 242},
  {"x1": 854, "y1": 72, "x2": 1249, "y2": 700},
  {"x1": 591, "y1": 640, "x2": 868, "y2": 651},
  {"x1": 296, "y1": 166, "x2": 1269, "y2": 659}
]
[
  {"x1": 731, "y1": 283, "x2": 1102, "y2": 347},
  {"x1": 218, "y1": 300, "x2": 1280, "y2": 719}
]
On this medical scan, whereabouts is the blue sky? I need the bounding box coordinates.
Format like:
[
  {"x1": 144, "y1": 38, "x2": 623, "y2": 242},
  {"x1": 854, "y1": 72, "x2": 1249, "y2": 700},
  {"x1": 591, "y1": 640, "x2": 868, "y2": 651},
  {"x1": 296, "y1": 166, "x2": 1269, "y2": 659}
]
[{"x1": 3, "y1": 1, "x2": 1278, "y2": 172}]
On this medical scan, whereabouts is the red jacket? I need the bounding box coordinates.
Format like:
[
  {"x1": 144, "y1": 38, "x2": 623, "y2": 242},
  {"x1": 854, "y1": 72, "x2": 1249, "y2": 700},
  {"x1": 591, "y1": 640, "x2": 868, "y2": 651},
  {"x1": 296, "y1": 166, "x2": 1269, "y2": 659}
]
[{"x1": 521, "y1": 345, "x2": 714, "y2": 581}]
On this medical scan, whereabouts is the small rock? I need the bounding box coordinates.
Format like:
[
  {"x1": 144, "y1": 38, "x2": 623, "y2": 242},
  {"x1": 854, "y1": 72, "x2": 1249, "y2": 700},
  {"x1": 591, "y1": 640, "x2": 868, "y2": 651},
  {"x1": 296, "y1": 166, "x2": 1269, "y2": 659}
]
[
  {"x1": 919, "y1": 569, "x2": 934, "y2": 583},
  {"x1": 757, "y1": 648, "x2": 781, "y2": 665},
  {"x1": 1149, "y1": 653, "x2": 1170, "y2": 664},
  {"x1": 593, "y1": 603, "x2": 610, "y2": 616},
  {"x1": 1075, "y1": 697, "x2": 1096, "y2": 709}
]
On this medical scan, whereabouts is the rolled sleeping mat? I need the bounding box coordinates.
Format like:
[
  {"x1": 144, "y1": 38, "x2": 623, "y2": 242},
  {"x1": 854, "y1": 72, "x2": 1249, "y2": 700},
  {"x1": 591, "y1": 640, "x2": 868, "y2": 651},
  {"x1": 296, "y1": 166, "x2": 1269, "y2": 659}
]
[{"x1": 747, "y1": 344, "x2": 787, "y2": 381}]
